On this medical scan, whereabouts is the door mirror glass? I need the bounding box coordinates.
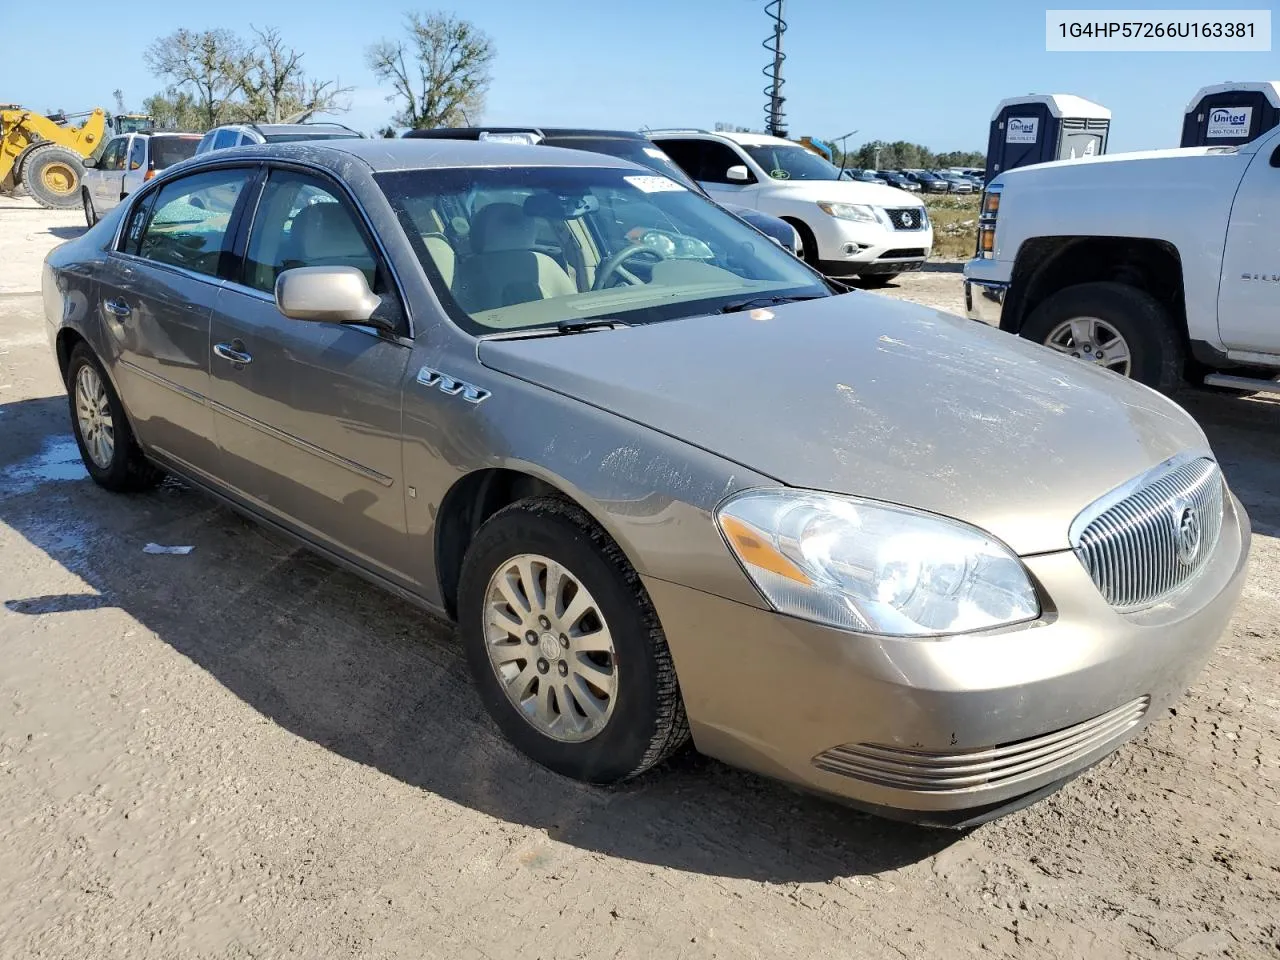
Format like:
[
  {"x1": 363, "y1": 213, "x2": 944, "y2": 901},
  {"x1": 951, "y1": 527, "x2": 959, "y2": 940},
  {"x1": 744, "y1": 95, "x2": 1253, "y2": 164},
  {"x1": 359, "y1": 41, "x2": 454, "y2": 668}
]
[
  {"x1": 83, "y1": 157, "x2": 97, "y2": 169},
  {"x1": 275, "y1": 266, "x2": 383, "y2": 324},
  {"x1": 726, "y1": 165, "x2": 751, "y2": 182}
]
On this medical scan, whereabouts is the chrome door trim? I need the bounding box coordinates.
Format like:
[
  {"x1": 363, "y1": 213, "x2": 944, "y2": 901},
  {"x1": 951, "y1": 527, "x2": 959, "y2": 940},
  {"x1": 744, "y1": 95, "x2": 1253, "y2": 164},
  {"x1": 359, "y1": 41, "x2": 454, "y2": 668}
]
[
  {"x1": 118, "y1": 358, "x2": 207, "y2": 404},
  {"x1": 207, "y1": 398, "x2": 394, "y2": 487}
]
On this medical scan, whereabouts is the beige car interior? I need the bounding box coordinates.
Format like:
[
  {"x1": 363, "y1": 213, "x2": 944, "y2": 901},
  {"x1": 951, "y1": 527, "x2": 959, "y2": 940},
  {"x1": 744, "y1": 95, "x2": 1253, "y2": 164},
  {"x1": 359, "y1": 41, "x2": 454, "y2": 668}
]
[{"x1": 449, "y1": 202, "x2": 577, "y2": 313}]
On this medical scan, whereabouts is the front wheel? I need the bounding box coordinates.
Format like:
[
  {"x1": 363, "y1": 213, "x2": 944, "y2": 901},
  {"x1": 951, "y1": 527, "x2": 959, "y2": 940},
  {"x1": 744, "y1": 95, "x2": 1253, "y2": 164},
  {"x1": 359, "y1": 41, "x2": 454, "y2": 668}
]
[
  {"x1": 22, "y1": 145, "x2": 87, "y2": 209},
  {"x1": 1020, "y1": 281, "x2": 1183, "y2": 393},
  {"x1": 458, "y1": 496, "x2": 689, "y2": 784},
  {"x1": 83, "y1": 190, "x2": 98, "y2": 227}
]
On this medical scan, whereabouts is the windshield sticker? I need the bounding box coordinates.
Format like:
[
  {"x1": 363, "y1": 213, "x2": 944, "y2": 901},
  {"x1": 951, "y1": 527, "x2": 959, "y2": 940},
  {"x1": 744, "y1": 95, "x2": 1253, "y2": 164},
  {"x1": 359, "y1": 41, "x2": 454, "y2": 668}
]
[{"x1": 624, "y1": 175, "x2": 686, "y2": 193}]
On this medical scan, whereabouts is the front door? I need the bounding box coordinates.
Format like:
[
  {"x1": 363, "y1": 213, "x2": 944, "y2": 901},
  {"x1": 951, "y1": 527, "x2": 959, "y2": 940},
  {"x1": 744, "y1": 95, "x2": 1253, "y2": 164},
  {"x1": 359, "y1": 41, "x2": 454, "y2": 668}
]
[
  {"x1": 98, "y1": 165, "x2": 256, "y2": 479},
  {"x1": 208, "y1": 166, "x2": 413, "y2": 581},
  {"x1": 654, "y1": 138, "x2": 761, "y2": 207},
  {"x1": 90, "y1": 136, "x2": 128, "y2": 209},
  {"x1": 1218, "y1": 147, "x2": 1280, "y2": 355}
]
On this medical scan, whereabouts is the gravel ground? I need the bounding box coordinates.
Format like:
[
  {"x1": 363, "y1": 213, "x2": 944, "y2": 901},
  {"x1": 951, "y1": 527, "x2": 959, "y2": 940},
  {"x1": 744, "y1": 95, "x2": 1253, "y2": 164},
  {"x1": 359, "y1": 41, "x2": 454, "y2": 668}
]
[{"x1": 1, "y1": 198, "x2": 1277, "y2": 960}]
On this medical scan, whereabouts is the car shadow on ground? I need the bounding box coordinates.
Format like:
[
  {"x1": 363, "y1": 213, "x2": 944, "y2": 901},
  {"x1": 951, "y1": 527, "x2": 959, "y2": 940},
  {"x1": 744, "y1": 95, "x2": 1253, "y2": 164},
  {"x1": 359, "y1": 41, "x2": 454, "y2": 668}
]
[
  {"x1": 48, "y1": 225, "x2": 87, "y2": 240},
  {"x1": 921, "y1": 261, "x2": 965, "y2": 274},
  {"x1": 0, "y1": 394, "x2": 959, "y2": 883}
]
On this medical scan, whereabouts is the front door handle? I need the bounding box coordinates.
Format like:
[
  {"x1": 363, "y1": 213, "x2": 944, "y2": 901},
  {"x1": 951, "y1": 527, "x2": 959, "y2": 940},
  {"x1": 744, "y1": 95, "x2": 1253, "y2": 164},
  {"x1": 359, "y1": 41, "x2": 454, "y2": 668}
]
[
  {"x1": 213, "y1": 342, "x2": 253, "y2": 366},
  {"x1": 103, "y1": 298, "x2": 131, "y2": 319}
]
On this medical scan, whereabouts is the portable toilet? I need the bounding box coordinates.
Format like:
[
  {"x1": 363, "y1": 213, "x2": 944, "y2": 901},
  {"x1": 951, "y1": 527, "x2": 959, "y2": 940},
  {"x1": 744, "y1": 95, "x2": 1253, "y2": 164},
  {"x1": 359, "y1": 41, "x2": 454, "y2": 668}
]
[
  {"x1": 984, "y1": 94, "x2": 1111, "y2": 183},
  {"x1": 1180, "y1": 82, "x2": 1280, "y2": 147}
]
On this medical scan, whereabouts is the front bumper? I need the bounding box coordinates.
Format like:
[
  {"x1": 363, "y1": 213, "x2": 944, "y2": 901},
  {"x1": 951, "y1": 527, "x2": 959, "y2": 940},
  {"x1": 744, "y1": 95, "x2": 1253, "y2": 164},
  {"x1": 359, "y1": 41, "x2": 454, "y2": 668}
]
[
  {"x1": 809, "y1": 215, "x2": 932, "y2": 277},
  {"x1": 964, "y1": 277, "x2": 1007, "y2": 325},
  {"x1": 646, "y1": 493, "x2": 1249, "y2": 822}
]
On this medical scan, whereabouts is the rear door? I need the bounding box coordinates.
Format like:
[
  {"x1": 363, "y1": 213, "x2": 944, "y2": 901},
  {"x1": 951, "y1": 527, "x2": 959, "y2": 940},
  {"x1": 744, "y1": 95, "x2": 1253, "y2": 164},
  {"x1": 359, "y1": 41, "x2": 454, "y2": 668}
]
[
  {"x1": 96, "y1": 165, "x2": 257, "y2": 480},
  {"x1": 208, "y1": 165, "x2": 413, "y2": 581}
]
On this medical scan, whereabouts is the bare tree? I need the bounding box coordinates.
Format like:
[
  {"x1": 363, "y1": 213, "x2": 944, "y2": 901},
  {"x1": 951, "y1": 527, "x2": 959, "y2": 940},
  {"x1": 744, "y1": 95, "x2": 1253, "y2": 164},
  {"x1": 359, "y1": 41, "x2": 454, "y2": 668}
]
[
  {"x1": 112, "y1": 89, "x2": 127, "y2": 114},
  {"x1": 144, "y1": 28, "x2": 251, "y2": 129},
  {"x1": 238, "y1": 26, "x2": 352, "y2": 123},
  {"x1": 366, "y1": 11, "x2": 495, "y2": 129}
]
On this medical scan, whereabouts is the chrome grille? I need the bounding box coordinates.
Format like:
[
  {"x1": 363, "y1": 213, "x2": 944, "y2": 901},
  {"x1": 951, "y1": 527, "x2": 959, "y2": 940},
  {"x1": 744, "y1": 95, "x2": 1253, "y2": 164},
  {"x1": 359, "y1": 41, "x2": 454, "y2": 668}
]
[
  {"x1": 884, "y1": 206, "x2": 926, "y2": 231},
  {"x1": 813, "y1": 697, "x2": 1149, "y2": 793},
  {"x1": 1072, "y1": 457, "x2": 1224, "y2": 611}
]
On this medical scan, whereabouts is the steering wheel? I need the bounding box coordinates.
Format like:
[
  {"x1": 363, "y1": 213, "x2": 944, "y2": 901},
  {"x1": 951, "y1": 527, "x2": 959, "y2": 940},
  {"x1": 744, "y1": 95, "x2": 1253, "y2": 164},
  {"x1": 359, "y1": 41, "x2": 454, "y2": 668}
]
[{"x1": 592, "y1": 243, "x2": 667, "y2": 290}]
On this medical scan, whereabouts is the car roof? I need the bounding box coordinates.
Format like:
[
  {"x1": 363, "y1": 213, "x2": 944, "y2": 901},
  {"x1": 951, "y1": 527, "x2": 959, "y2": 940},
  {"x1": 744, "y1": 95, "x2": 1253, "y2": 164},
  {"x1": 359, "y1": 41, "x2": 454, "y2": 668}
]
[
  {"x1": 405, "y1": 126, "x2": 645, "y2": 142},
  {"x1": 185, "y1": 137, "x2": 644, "y2": 174}
]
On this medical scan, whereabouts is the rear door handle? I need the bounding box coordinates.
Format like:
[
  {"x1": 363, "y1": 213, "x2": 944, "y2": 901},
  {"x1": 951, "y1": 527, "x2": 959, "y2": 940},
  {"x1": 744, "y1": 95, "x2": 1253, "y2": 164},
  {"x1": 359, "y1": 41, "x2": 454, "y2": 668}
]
[
  {"x1": 104, "y1": 298, "x2": 131, "y2": 319},
  {"x1": 213, "y1": 342, "x2": 253, "y2": 365}
]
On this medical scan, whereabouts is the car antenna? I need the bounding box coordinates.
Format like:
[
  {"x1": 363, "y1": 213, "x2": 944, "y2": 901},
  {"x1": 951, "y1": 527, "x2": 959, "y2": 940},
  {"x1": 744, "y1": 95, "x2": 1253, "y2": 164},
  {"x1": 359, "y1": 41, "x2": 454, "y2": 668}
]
[{"x1": 833, "y1": 129, "x2": 858, "y2": 176}]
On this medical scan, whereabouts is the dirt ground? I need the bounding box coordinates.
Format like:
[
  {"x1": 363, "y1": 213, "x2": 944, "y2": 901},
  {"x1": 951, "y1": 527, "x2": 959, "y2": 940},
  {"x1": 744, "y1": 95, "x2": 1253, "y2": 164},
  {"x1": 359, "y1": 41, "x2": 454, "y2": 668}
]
[{"x1": 1, "y1": 197, "x2": 1276, "y2": 960}]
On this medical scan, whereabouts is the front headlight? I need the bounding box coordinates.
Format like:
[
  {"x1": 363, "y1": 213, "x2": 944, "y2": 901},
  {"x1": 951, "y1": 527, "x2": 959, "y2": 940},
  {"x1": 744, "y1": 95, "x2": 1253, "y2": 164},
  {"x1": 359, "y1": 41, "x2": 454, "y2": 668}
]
[
  {"x1": 816, "y1": 201, "x2": 878, "y2": 223},
  {"x1": 716, "y1": 489, "x2": 1040, "y2": 637}
]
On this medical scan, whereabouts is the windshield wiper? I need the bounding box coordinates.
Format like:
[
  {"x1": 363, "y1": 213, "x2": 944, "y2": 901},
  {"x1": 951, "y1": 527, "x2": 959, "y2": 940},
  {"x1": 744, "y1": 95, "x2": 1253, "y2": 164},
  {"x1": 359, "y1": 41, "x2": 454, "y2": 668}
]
[
  {"x1": 717, "y1": 294, "x2": 826, "y2": 314},
  {"x1": 556, "y1": 319, "x2": 630, "y2": 334}
]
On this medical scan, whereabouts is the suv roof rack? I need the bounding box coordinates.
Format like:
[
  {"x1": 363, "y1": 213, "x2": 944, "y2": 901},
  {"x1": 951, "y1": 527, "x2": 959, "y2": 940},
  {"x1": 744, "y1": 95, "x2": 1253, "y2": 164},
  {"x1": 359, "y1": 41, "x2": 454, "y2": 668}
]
[{"x1": 641, "y1": 127, "x2": 711, "y2": 135}]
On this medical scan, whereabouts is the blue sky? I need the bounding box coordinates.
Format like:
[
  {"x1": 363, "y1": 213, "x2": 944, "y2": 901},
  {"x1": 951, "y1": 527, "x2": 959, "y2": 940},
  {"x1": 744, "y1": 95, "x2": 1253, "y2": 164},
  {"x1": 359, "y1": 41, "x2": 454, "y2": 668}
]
[{"x1": 4, "y1": 1, "x2": 1276, "y2": 153}]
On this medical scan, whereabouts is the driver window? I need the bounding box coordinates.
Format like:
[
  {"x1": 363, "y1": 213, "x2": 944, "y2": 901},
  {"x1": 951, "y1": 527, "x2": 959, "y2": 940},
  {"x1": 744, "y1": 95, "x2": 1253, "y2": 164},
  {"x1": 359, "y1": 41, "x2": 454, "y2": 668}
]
[
  {"x1": 98, "y1": 138, "x2": 127, "y2": 171},
  {"x1": 696, "y1": 142, "x2": 752, "y2": 184},
  {"x1": 136, "y1": 167, "x2": 250, "y2": 278},
  {"x1": 243, "y1": 170, "x2": 379, "y2": 294}
]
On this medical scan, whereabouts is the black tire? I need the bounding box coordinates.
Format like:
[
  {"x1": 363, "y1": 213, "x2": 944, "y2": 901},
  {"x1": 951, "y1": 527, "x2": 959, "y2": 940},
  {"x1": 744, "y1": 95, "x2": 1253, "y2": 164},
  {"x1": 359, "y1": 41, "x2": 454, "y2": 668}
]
[
  {"x1": 21, "y1": 145, "x2": 87, "y2": 209},
  {"x1": 1021, "y1": 281, "x2": 1183, "y2": 394},
  {"x1": 785, "y1": 218, "x2": 820, "y2": 269},
  {"x1": 82, "y1": 189, "x2": 98, "y2": 227},
  {"x1": 458, "y1": 496, "x2": 689, "y2": 784},
  {"x1": 65, "y1": 343, "x2": 163, "y2": 492},
  {"x1": 858, "y1": 273, "x2": 899, "y2": 288}
]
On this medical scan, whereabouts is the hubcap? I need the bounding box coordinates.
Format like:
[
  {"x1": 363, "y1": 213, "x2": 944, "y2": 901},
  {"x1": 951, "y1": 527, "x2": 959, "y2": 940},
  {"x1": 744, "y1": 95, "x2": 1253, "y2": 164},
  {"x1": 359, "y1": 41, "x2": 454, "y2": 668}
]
[
  {"x1": 74, "y1": 365, "x2": 115, "y2": 468},
  {"x1": 1044, "y1": 316, "x2": 1132, "y2": 377},
  {"x1": 483, "y1": 553, "x2": 618, "y2": 743}
]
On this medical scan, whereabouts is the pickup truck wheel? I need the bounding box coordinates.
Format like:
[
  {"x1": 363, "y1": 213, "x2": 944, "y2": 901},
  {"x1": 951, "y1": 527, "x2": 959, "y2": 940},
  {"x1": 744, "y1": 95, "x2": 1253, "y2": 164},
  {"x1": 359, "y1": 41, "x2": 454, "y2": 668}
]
[
  {"x1": 1021, "y1": 282, "x2": 1182, "y2": 393},
  {"x1": 458, "y1": 496, "x2": 689, "y2": 784}
]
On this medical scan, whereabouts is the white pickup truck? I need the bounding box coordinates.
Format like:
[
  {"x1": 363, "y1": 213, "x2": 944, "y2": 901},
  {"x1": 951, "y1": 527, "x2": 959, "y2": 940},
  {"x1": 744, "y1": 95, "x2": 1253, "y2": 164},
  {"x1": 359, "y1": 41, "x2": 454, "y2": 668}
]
[{"x1": 964, "y1": 122, "x2": 1280, "y2": 394}]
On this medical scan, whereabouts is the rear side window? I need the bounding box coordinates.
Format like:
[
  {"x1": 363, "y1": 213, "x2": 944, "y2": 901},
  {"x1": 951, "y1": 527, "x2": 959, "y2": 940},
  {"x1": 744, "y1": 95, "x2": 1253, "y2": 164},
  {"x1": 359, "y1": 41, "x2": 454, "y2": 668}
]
[
  {"x1": 150, "y1": 137, "x2": 199, "y2": 169},
  {"x1": 212, "y1": 129, "x2": 239, "y2": 150},
  {"x1": 135, "y1": 168, "x2": 252, "y2": 278}
]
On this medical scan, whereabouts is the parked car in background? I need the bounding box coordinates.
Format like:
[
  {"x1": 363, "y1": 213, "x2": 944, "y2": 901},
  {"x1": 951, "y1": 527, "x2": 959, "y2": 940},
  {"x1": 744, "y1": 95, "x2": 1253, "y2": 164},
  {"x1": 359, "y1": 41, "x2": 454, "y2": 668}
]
[
  {"x1": 403, "y1": 126, "x2": 802, "y2": 256},
  {"x1": 840, "y1": 168, "x2": 888, "y2": 185},
  {"x1": 44, "y1": 138, "x2": 1249, "y2": 827},
  {"x1": 931, "y1": 170, "x2": 975, "y2": 194},
  {"x1": 873, "y1": 170, "x2": 921, "y2": 192},
  {"x1": 649, "y1": 129, "x2": 931, "y2": 283},
  {"x1": 81, "y1": 131, "x2": 200, "y2": 226},
  {"x1": 194, "y1": 122, "x2": 363, "y2": 155},
  {"x1": 966, "y1": 122, "x2": 1280, "y2": 396},
  {"x1": 900, "y1": 170, "x2": 950, "y2": 193}
]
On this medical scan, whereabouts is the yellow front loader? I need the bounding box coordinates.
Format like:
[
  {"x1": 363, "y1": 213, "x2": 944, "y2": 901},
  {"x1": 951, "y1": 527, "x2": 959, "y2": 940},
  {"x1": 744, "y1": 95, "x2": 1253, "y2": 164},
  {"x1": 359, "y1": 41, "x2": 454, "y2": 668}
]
[{"x1": 0, "y1": 106, "x2": 106, "y2": 209}]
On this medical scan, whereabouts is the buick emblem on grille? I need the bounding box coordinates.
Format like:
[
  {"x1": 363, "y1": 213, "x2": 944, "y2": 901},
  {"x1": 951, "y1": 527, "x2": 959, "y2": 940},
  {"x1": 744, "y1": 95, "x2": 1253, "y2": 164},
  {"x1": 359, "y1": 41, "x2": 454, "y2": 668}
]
[{"x1": 1174, "y1": 500, "x2": 1203, "y2": 566}]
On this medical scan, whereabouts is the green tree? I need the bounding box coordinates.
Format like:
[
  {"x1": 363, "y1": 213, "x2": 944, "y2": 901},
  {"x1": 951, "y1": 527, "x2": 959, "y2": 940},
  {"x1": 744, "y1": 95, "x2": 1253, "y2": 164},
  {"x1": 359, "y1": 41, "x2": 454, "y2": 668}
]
[
  {"x1": 237, "y1": 26, "x2": 352, "y2": 123},
  {"x1": 141, "y1": 88, "x2": 207, "y2": 132},
  {"x1": 366, "y1": 11, "x2": 496, "y2": 129}
]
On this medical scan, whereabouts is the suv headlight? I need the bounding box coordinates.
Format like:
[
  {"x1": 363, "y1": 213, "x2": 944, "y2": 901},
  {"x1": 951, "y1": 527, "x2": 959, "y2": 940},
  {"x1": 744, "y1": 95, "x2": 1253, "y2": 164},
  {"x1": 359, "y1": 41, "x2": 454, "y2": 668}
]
[
  {"x1": 817, "y1": 201, "x2": 878, "y2": 223},
  {"x1": 716, "y1": 489, "x2": 1040, "y2": 637}
]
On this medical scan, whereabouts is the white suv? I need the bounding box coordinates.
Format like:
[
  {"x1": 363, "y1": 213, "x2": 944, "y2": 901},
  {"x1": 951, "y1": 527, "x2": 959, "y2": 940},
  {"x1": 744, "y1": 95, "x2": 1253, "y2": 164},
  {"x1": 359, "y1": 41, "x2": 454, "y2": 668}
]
[
  {"x1": 194, "y1": 122, "x2": 364, "y2": 155},
  {"x1": 650, "y1": 130, "x2": 932, "y2": 284}
]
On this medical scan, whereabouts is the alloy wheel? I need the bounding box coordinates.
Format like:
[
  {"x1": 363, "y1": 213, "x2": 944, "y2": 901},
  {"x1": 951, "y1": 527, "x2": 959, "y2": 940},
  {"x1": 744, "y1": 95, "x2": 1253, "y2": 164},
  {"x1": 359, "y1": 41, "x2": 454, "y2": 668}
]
[
  {"x1": 483, "y1": 553, "x2": 618, "y2": 742},
  {"x1": 75, "y1": 364, "x2": 115, "y2": 468},
  {"x1": 1044, "y1": 316, "x2": 1132, "y2": 377}
]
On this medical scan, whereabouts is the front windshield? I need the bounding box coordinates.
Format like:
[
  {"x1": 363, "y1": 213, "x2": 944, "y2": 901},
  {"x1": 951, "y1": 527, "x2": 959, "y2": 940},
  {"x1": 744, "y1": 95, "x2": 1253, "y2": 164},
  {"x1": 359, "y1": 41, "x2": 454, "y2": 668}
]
[
  {"x1": 741, "y1": 144, "x2": 842, "y2": 181},
  {"x1": 377, "y1": 165, "x2": 827, "y2": 336}
]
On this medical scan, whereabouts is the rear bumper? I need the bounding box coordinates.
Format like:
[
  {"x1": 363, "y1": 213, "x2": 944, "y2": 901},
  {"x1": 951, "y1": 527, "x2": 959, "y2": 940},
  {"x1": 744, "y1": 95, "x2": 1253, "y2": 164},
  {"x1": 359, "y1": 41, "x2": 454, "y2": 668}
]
[{"x1": 646, "y1": 493, "x2": 1249, "y2": 820}]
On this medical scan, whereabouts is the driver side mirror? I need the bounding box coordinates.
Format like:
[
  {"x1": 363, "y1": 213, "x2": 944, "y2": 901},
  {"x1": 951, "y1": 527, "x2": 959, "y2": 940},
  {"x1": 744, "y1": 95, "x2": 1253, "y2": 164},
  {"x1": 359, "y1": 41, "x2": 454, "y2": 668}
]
[
  {"x1": 726, "y1": 165, "x2": 751, "y2": 183},
  {"x1": 83, "y1": 157, "x2": 97, "y2": 169},
  {"x1": 275, "y1": 266, "x2": 386, "y2": 327}
]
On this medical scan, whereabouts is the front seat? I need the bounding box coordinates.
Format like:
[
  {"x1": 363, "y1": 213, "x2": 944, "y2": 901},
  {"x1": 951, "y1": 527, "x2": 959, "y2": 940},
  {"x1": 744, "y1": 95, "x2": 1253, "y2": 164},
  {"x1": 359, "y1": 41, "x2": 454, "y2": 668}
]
[
  {"x1": 451, "y1": 202, "x2": 576, "y2": 313},
  {"x1": 282, "y1": 200, "x2": 376, "y2": 285}
]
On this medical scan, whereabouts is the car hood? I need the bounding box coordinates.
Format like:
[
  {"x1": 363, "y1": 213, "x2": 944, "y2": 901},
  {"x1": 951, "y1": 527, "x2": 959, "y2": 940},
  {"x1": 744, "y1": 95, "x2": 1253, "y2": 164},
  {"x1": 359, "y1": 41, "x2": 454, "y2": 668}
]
[
  {"x1": 759, "y1": 178, "x2": 923, "y2": 207},
  {"x1": 477, "y1": 295, "x2": 1209, "y2": 555}
]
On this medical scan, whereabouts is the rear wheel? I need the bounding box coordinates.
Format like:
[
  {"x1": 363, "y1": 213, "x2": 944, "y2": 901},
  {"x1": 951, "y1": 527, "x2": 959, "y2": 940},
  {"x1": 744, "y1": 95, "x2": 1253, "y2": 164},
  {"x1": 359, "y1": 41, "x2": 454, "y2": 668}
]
[
  {"x1": 65, "y1": 344, "x2": 163, "y2": 492},
  {"x1": 458, "y1": 496, "x2": 689, "y2": 784},
  {"x1": 82, "y1": 189, "x2": 98, "y2": 227},
  {"x1": 22, "y1": 145, "x2": 87, "y2": 209},
  {"x1": 1021, "y1": 281, "x2": 1183, "y2": 393}
]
